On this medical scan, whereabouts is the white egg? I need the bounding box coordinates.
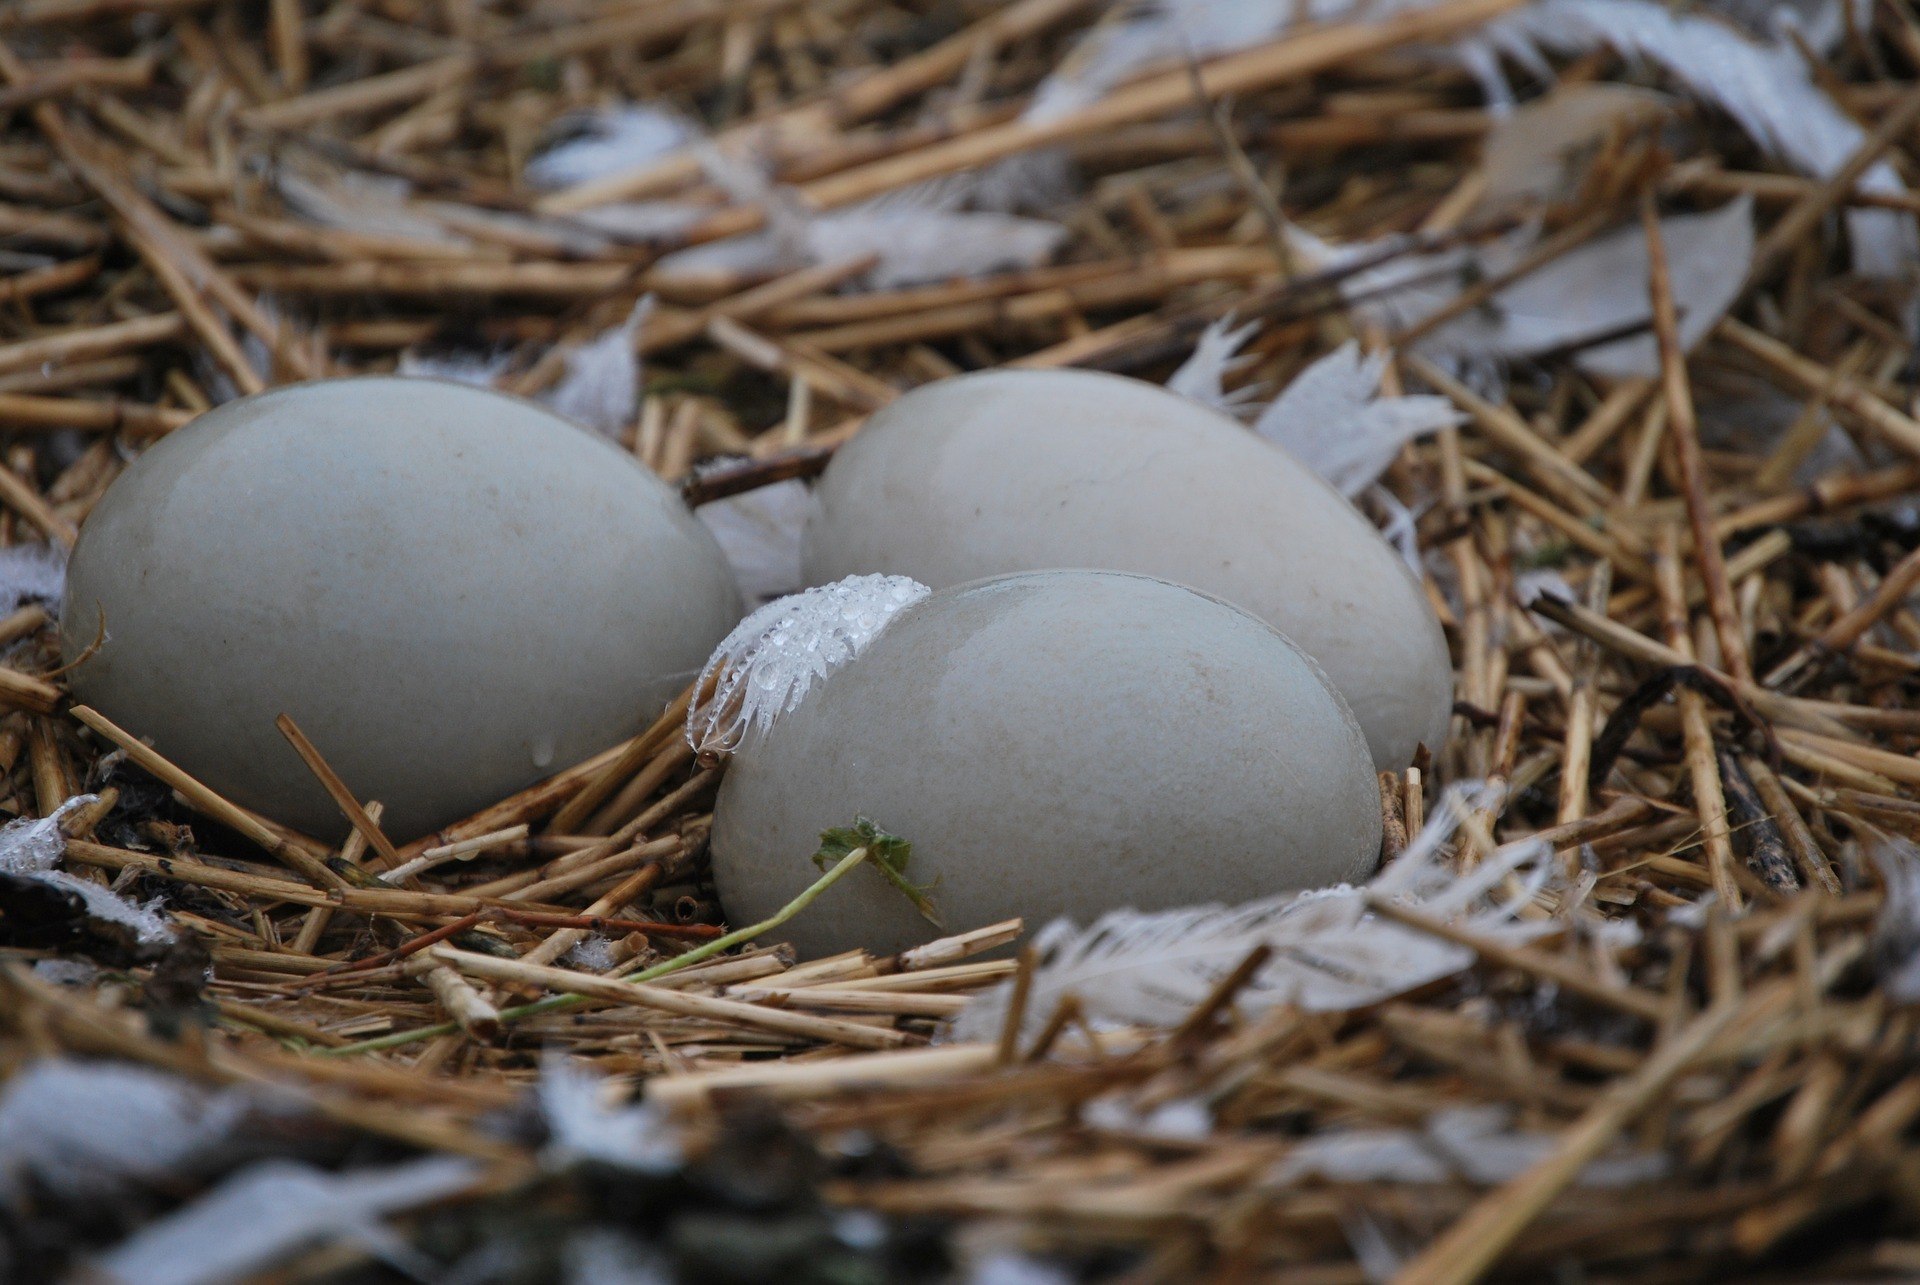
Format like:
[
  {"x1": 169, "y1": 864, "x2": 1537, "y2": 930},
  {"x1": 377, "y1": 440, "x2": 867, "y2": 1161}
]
[
  {"x1": 802, "y1": 368, "x2": 1453, "y2": 769},
  {"x1": 709, "y1": 570, "x2": 1382, "y2": 959},
  {"x1": 61, "y1": 377, "x2": 744, "y2": 842}
]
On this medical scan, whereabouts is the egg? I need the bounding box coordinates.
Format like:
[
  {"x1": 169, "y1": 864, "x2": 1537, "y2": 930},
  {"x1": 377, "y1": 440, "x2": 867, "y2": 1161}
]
[
  {"x1": 801, "y1": 368, "x2": 1452, "y2": 769},
  {"x1": 709, "y1": 570, "x2": 1382, "y2": 959},
  {"x1": 61, "y1": 377, "x2": 744, "y2": 842}
]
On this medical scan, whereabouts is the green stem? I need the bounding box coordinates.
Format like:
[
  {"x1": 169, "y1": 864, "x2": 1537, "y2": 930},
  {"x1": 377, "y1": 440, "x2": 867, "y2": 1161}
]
[{"x1": 317, "y1": 846, "x2": 873, "y2": 1057}]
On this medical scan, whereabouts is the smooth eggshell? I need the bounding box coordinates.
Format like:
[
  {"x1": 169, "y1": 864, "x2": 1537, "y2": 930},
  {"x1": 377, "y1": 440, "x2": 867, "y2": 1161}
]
[
  {"x1": 802, "y1": 368, "x2": 1452, "y2": 769},
  {"x1": 61, "y1": 377, "x2": 744, "y2": 842},
  {"x1": 709, "y1": 570, "x2": 1382, "y2": 959}
]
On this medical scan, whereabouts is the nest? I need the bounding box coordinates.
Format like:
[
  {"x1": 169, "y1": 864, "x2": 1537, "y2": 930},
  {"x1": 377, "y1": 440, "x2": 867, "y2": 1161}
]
[{"x1": 5, "y1": 1, "x2": 1920, "y2": 1281}]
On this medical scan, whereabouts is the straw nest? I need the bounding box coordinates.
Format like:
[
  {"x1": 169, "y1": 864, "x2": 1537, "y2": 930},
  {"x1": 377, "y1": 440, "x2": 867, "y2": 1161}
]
[{"x1": 5, "y1": 1, "x2": 1920, "y2": 1281}]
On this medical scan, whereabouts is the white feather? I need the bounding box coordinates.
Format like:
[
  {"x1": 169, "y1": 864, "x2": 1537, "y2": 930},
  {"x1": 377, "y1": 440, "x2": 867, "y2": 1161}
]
[
  {"x1": 967, "y1": 1253, "x2": 1076, "y2": 1285},
  {"x1": 0, "y1": 1059, "x2": 249, "y2": 1198},
  {"x1": 686, "y1": 574, "x2": 931, "y2": 757},
  {"x1": 570, "y1": 200, "x2": 714, "y2": 244},
  {"x1": 657, "y1": 209, "x2": 1071, "y2": 290},
  {"x1": 1367, "y1": 485, "x2": 1428, "y2": 574},
  {"x1": 32, "y1": 957, "x2": 97, "y2": 985},
  {"x1": 1287, "y1": 223, "x2": 1479, "y2": 337},
  {"x1": 1487, "y1": 0, "x2": 1916, "y2": 275},
  {"x1": 1290, "y1": 201, "x2": 1754, "y2": 379},
  {"x1": 95, "y1": 1156, "x2": 477, "y2": 1285},
  {"x1": 651, "y1": 230, "x2": 793, "y2": 279},
  {"x1": 949, "y1": 783, "x2": 1554, "y2": 1043},
  {"x1": 275, "y1": 168, "x2": 467, "y2": 248},
  {"x1": 1024, "y1": 0, "x2": 1394, "y2": 125},
  {"x1": 1477, "y1": 83, "x2": 1672, "y2": 211},
  {"x1": 960, "y1": 150, "x2": 1081, "y2": 214},
  {"x1": 809, "y1": 210, "x2": 1070, "y2": 290},
  {"x1": 526, "y1": 105, "x2": 693, "y2": 190},
  {"x1": 564, "y1": 1231, "x2": 674, "y2": 1285},
  {"x1": 696, "y1": 477, "x2": 813, "y2": 607},
  {"x1": 540, "y1": 1057, "x2": 681, "y2": 1173},
  {"x1": 1081, "y1": 1095, "x2": 1213, "y2": 1140},
  {"x1": 1435, "y1": 199, "x2": 1754, "y2": 378},
  {"x1": 1252, "y1": 342, "x2": 1463, "y2": 495},
  {"x1": 399, "y1": 300, "x2": 653, "y2": 439},
  {"x1": 544, "y1": 297, "x2": 653, "y2": 438},
  {"x1": 395, "y1": 350, "x2": 507, "y2": 387},
  {"x1": 0, "y1": 542, "x2": 65, "y2": 618},
  {"x1": 1166, "y1": 316, "x2": 1262, "y2": 414},
  {"x1": 0, "y1": 794, "x2": 175, "y2": 945},
  {"x1": 562, "y1": 935, "x2": 621, "y2": 972},
  {"x1": 654, "y1": 144, "x2": 1069, "y2": 289},
  {"x1": 1872, "y1": 839, "x2": 1920, "y2": 1003},
  {"x1": 858, "y1": 151, "x2": 1078, "y2": 218},
  {"x1": 1269, "y1": 1104, "x2": 1669, "y2": 1187}
]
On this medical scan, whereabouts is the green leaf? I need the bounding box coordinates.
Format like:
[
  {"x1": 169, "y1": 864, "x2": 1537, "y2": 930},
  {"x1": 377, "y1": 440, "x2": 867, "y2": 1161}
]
[{"x1": 813, "y1": 816, "x2": 943, "y2": 930}]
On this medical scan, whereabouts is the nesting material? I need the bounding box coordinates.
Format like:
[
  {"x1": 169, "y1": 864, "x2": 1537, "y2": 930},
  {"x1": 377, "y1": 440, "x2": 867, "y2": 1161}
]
[
  {"x1": 5, "y1": 0, "x2": 1920, "y2": 1280},
  {"x1": 62, "y1": 378, "x2": 742, "y2": 840},
  {"x1": 710, "y1": 571, "x2": 1381, "y2": 958}
]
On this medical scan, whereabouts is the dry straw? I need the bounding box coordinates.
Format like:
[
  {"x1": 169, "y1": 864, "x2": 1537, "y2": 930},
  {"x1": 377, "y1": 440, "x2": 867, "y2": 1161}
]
[{"x1": 3, "y1": 0, "x2": 1920, "y2": 1280}]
